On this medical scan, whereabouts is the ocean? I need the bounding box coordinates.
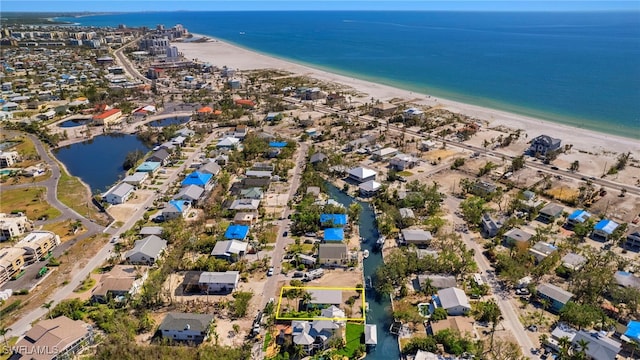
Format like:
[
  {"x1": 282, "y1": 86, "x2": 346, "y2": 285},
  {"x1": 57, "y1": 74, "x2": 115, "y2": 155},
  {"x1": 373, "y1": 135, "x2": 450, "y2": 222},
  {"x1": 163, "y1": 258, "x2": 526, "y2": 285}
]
[{"x1": 61, "y1": 11, "x2": 640, "y2": 138}]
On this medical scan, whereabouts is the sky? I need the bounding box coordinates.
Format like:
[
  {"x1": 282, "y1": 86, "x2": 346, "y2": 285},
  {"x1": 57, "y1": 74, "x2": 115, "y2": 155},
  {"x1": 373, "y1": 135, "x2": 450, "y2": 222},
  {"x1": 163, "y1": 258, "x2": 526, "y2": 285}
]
[{"x1": 2, "y1": 0, "x2": 639, "y2": 12}]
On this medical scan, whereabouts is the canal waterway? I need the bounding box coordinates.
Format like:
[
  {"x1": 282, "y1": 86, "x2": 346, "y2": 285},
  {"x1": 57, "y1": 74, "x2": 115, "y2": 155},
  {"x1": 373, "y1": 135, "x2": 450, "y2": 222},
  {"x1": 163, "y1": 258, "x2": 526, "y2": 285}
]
[
  {"x1": 146, "y1": 116, "x2": 190, "y2": 127},
  {"x1": 326, "y1": 183, "x2": 400, "y2": 360},
  {"x1": 53, "y1": 133, "x2": 151, "y2": 194}
]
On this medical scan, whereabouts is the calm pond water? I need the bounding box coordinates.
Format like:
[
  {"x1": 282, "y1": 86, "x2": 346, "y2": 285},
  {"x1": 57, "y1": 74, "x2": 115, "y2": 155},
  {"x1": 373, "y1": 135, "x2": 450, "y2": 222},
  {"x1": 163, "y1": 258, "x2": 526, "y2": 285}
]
[
  {"x1": 53, "y1": 134, "x2": 151, "y2": 193},
  {"x1": 147, "y1": 116, "x2": 190, "y2": 127},
  {"x1": 59, "y1": 119, "x2": 91, "y2": 128},
  {"x1": 326, "y1": 183, "x2": 400, "y2": 360}
]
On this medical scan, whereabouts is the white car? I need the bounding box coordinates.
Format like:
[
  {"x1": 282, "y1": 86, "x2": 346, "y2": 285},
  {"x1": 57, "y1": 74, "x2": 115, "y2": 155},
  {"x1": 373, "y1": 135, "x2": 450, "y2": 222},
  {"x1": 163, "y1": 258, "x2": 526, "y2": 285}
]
[{"x1": 267, "y1": 267, "x2": 274, "y2": 276}]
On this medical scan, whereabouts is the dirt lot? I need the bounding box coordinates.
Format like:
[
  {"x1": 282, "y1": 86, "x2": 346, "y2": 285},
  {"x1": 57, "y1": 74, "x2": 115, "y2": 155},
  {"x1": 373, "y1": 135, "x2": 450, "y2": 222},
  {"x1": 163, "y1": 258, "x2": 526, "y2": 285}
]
[{"x1": 106, "y1": 190, "x2": 153, "y2": 223}]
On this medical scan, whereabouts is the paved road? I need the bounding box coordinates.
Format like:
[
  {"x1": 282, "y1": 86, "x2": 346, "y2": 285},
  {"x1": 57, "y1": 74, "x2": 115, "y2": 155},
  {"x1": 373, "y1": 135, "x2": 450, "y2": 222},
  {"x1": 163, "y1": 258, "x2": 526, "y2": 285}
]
[
  {"x1": 445, "y1": 196, "x2": 537, "y2": 358},
  {"x1": 113, "y1": 37, "x2": 151, "y2": 85},
  {"x1": 6, "y1": 129, "x2": 221, "y2": 338}
]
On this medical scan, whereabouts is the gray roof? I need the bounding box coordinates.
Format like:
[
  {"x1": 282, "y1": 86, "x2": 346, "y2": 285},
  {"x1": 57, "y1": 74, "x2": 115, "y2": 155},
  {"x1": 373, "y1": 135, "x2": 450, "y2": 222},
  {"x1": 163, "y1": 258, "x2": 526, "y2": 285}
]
[
  {"x1": 571, "y1": 330, "x2": 621, "y2": 360},
  {"x1": 417, "y1": 274, "x2": 457, "y2": 290},
  {"x1": 365, "y1": 324, "x2": 378, "y2": 345},
  {"x1": 199, "y1": 161, "x2": 221, "y2": 175},
  {"x1": 211, "y1": 240, "x2": 247, "y2": 257},
  {"x1": 402, "y1": 229, "x2": 433, "y2": 243},
  {"x1": 139, "y1": 226, "x2": 164, "y2": 236},
  {"x1": 540, "y1": 203, "x2": 564, "y2": 217},
  {"x1": 537, "y1": 283, "x2": 574, "y2": 304},
  {"x1": 149, "y1": 148, "x2": 170, "y2": 161},
  {"x1": 122, "y1": 172, "x2": 147, "y2": 183},
  {"x1": 614, "y1": 271, "x2": 640, "y2": 289},
  {"x1": 109, "y1": 182, "x2": 134, "y2": 198},
  {"x1": 504, "y1": 228, "x2": 533, "y2": 243},
  {"x1": 437, "y1": 287, "x2": 470, "y2": 310},
  {"x1": 399, "y1": 208, "x2": 415, "y2": 219},
  {"x1": 159, "y1": 312, "x2": 214, "y2": 333},
  {"x1": 310, "y1": 152, "x2": 328, "y2": 163},
  {"x1": 198, "y1": 271, "x2": 240, "y2": 285},
  {"x1": 561, "y1": 253, "x2": 586, "y2": 270},
  {"x1": 359, "y1": 180, "x2": 381, "y2": 192},
  {"x1": 229, "y1": 199, "x2": 260, "y2": 210},
  {"x1": 175, "y1": 185, "x2": 204, "y2": 201},
  {"x1": 126, "y1": 235, "x2": 167, "y2": 259},
  {"x1": 318, "y1": 243, "x2": 347, "y2": 260},
  {"x1": 245, "y1": 170, "x2": 272, "y2": 178},
  {"x1": 308, "y1": 289, "x2": 342, "y2": 305}
]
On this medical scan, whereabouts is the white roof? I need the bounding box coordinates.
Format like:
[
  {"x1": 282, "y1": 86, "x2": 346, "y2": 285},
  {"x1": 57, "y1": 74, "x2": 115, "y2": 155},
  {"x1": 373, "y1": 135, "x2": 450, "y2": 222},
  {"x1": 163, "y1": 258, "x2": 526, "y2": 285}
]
[
  {"x1": 198, "y1": 271, "x2": 239, "y2": 284},
  {"x1": 437, "y1": 287, "x2": 470, "y2": 310},
  {"x1": 347, "y1": 166, "x2": 376, "y2": 179},
  {"x1": 106, "y1": 182, "x2": 134, "y2": 198}
]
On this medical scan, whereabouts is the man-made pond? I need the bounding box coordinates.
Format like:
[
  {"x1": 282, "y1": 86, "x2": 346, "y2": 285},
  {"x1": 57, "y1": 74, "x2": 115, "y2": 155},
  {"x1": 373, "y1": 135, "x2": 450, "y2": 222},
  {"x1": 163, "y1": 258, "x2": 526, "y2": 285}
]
[
  {"x1": 58, "y1": 118, "x2": 92, "y2": 128},
  {"x1": 146, "y1": 116, "x2": 190, "y2": 127},
  {"x1": 53, "y1": 134, "x2": 151, "y2": 193},
  {"x1": 326, "y1": 183, "x2": 400, "y2": 360}
]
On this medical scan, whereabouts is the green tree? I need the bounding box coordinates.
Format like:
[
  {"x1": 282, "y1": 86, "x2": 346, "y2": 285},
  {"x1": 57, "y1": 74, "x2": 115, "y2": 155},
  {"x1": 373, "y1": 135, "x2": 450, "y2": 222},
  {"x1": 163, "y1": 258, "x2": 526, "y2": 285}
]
[
  {"x1": 473, "y1": 300, "x2": 502, "y2": 350},
  {"x1": 347, "y1": 203, "x2": 362, "y2": 223},
  {"x1": 460, "y1": 196, "x2": 487, "y2": 225},
  {"x1": 559, "y1": 302, "x2": 602, "y2": 330},
  {"x1": 511, "y1": 155, "x2": 525, "y2": 172}
]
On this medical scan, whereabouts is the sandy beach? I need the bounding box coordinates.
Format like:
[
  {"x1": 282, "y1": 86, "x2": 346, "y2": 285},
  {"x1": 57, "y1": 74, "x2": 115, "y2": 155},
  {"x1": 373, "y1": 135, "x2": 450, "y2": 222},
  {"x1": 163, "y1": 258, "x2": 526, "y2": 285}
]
[{"x1": 175, "y1": 37, "x2": 640, "y2": 158}]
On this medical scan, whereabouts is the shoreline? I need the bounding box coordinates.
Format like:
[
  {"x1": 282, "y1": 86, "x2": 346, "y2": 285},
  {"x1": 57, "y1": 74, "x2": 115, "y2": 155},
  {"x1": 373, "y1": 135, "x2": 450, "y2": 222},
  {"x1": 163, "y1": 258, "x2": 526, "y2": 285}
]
[{"x1": 175, "y1": 36, "x2": 640, "y2": 157}]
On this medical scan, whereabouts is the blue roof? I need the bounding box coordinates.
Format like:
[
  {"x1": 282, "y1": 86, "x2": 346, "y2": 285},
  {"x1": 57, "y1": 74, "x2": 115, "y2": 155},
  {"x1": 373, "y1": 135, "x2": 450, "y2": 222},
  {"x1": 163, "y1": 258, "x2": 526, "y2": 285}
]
[
  {"x1": 182, "y1": 171, "x2": 212, "y2": 187},
  {"x1": 625, "y1": 320, "x2": 640, "y2": 342},
  {"x1": 323, "y1": 228, "x2": 344, "y2": 242},
  {"x1": 168, "y1": 200, "x2": 186, "y2": 213},
  {"x1": 320, "y1": 214, "x2": 348, "y2": 227},
  {"x1": 594, "y1": 219, "x2": 619, "y2": 234},
  {"x1": 136, "y1": 161, "x2": 161, "y2": 172},
  {"x1": 269, "y1": 141, "x2": 288, "y2": 148},
  {"x1": 224, "y1": 224, "x2": 250, "y2": 240},
  {"x1": 568, "y1": 209, "x2": 590, "y2": 222}
]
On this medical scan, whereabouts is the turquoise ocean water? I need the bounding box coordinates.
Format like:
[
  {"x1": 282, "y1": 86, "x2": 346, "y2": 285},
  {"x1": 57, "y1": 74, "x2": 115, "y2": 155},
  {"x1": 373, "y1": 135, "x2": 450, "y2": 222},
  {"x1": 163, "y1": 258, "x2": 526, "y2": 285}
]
[{"x1": 62, "y1": 11, "x2": 640, "y2": 138}]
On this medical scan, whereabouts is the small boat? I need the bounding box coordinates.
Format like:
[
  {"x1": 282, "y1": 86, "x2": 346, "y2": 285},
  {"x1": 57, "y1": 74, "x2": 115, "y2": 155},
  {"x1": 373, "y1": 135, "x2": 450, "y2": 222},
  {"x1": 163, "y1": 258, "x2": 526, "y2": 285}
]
[
  {"x1": 363, "y1": 250, "x2": 370, "y2": 259},
  {"x1": 360, "y1": 237, "x2": 366, "y2": 243},
  {"x1": 366, "y1": 276, "x2": 373, "y2": 289},
  {"x1": 375, "y1": 236, "x2": 386, "y2": 250},
  {"x1": 239, "y1": 31, "x2": 246, "y2": 35}
]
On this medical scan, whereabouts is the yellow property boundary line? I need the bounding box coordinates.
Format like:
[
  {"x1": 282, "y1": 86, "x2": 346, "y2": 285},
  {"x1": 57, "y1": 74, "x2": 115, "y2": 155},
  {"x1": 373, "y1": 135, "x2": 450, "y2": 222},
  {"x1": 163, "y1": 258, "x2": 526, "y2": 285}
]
[{"x1": 275, "y1": 286, "x2": 366, "y2": 321}]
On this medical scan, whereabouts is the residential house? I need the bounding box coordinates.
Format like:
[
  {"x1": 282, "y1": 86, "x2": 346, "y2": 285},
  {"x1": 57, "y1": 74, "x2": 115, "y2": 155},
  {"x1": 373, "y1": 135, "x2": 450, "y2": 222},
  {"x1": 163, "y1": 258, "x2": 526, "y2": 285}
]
[
  {"x1": 520, "y1": 190, "x2": 545, "y2": 212},
  {"x1": 325, "y1": 93, "x2": 347, "y2": 108},
  {"x1": 162, "y1": 200, "x2": 190, "y2": 220},
  {"x1": 481, "y1": 213, "x2": 503, "y2": 238},
  {"x1": 346, "y1": 166, "x2": 376, "y2": 183},
  {"x1": 158, "y1": 312, "x2": 214, "y2": 344},
  {"x1": 16, "y1": 231, "x2": 60, "y2": 264},
  {"x1": 198, "y1": 271, "x2": 240, "y2": 293},
  {"x1": 297, "y1": 254, "x2": 317, "y2": 266},
  {"x1": 436, "y1": 287, "x2": 471, "y2": 315},
  {"x1": 240, "y1": 187, "x2": 264, "y2": 199},
  {"x1": 12, "y1": 316, "x2": 94, "y2": 360},
  {"x1": 592, "y1": 219, "x2": 619, "y2": 241},
  {"x1": 224, "y1": 224, "x2": 250, "y2": 241},
  {"x1": 399, "y1": 208, "x2": 415, "y2": 219},
  {"x1": 613, "y1": 271, "x2": 640, "y2": 290},
  {"x1": 136, "y1": 161, "x2": 161, "y2": 174},
  {"x1": 323, "y1": 228, "x2": 344, "y2": 242},
  {"x1": 0, "y1": 213, "x2": 33, "y2": 241},
  {"x1": 429, "y1": 316, "x2": 475, "y2": 337},
  {"x1": 122, "y1": 172, "x2": 148, "y2": 186},
  {"x1": 182, "y1": 171, "x2": 214, "y2": 191},
  {"x1": 320, "y1": 214, "x2": 348, "y2": 228},
  {"x1": 359, "y1": 180, "x2": 382, "y2": 197},
  {"x1": 92, "y1": 108, "x2": 122, "y2": 125},
  {"x1": 233, "y1": 212, "x2": 257, "y2": 226},
  {"x1": 301, "y1": 87, "x2": 324, "y2": 101},
  {"x1": 199, "y1": 161, "x2": 221, "y2": 176},
  {"x1": 538, "y1": 203, "x2": 564, "y2": 223},
  {"x1": 571, "y1": 330, "x2": 621, "y2": 360},
  {"x1": 228, "y1": 198, "x2": 261, "y2": 211},
  {"x1": 529, "y1": 242, "x2": 558, "y2": 263},
  {"x1": 624, "y1": 227, "x2": 640, "y2": 251},
  {"x1": 2, "y1": 102, "x2": 19, "y2": 111},
  {"x1": 125, "y1": 235, "x2": 167, "y2": 265},
  {"x1": 536, "y1": 283, "x2": 574, "y2": 312},
  {"x1": 370, "y1": 102, "x2": 398, "y2": 117},
  {"x1": 245, "y1": 170, "x2": 272, "y2": 178},
  {"x1": 216, "y1": 136, "x2": 240, "y2": 149},
  {"x1": 401, "y1": 229, "x2": 433, "y2": 246},
  {"x1": 503, "y1": 228, "x2": 533, "y2": 247},
  {"x1": 623, "y1": 320, "x2": 640, "y2": 345},
  {"x1": 389, "y1": 153, "x2": 419, "y2": 171},
  {"x1": 403, "y1": 107, "x2": 424, "y2": 120},
  {"x1": 264, "y1": 112, "x2": 281, "y2": 121},
  {"x1": 0, "y1": 151, "x2": 20, "y2": 168},
  {"x1": 174, "y1": 185, "x2": 205, "y2": 205},
  {"x1": 561, "y1": 253, "x2": 587, "y2": 271},
  {"x1": 528, "y1": 135, "x2": 562, "y2": 157},
  {"x1": 364, "y1": 324, "x2": 378, "y2": 349},
  {"x1": 417, "y1": 274, "x2": 457, "y2": 292},
  {"x1": 0, "y1": 247, "x2": 26, "y2": 285},
  {"x1": 471, "y1": 180, "x2": 497, "y2": 197},
  {"x1": 310, "y1": 152, "x2": 328, "y2": 164},
  {"x1": 91, "y1": 265, "x2": 149, "y2": 303},
  {"x1": 371, "y1": 147, "x2": 398, "y2": 161},
  {"x1": 102, "y1": 182, "x2": 134, "y2": 205},
  {"x1": 147, "y1": 148, "x2": 171, "y2": 165},
  {"x1": 139, "y1": 226, "x2": 164, "y2": 237},
  {"x1": 211, "y1": 240, "x2": 248, "y2": 262},
  {"x1": 345, "y1": 135, "x2": 376, "y2": 151},
  {"x1": 292, "y1": 319, "x2": 338, "y2": 355},
  {"x1": 318, "y1": 243, "x2": 348, "y2": 266},
  {"x1": 566, "y1": 209, "x2": 591, "y2": 228},
  {"x1": 308, "y1": 289, "x2": 342, "y2": 307}
]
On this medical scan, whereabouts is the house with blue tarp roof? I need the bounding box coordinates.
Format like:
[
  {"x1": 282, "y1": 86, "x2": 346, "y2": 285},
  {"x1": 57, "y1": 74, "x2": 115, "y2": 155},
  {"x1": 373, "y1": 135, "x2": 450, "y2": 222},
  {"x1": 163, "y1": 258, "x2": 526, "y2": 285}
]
[
  {"x1": 182, "y1": 171, "x2": 214, "y2": 190},
  {"x1": 136, "y1": 161, "x2": 161, "y2": 173},
  {"x1": 567, "y1": 209, "x2": 590, "y2": 228},
  {"x1": 593, "y1": 219, "x2": 619, "y2": 241},
  {"x1": 269, "y1": 141, "x2": 287, "y2": 148},
  {"x1": 624, "y1": 320, "x2": 640, "y2": 343},
  {"x1": 320, "y1": 214, "x2": 348, "y2": 227},
  {"x1": 323, "y1": 228, "x2": 344, "y2": 242},
  {"x1": 224, "y1": 224, "x2": 250, "y2": 241},
  {"x1": 162, "y1": 200, "x2": 190, "y2": 220}
]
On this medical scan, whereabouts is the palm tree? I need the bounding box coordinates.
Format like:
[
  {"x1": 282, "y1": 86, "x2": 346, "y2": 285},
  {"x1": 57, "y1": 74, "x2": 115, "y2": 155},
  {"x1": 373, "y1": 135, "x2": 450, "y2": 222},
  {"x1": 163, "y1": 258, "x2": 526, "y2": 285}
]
[
  {"x1": 300, "y1": 291, "x2": 313, "y2": 311},
  {"x1": 293, "y1": 344, "x2": 306, "y2": 360},
  {"x1": 0, "y1": 325, "x2": 11, "y2": 348},
  {"x1": 558, "y1": 336, "x2": 571, "y2": 359},
  {"x1": 41, "y1": 300, "x2": 54, "y2": 319},
  {"x1": 574, "y1": 338, "x2": 589, "y2": 360}
]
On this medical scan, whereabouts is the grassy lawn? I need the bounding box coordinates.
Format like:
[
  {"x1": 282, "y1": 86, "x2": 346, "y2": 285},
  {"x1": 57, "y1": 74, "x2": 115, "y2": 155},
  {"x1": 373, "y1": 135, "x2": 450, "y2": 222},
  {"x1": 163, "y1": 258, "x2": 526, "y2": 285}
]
[
  {"x1": 0, "y1": 187, "x2": 62, "y2": 221},
  {"x1": 397, "y1": 170, "x2": 414, "y2": 177},
  {"x1": 13, "y1": 136, "x2": 39, "y2": 165},
  {"x1": 336, "y1": 323, "x2": 365, "y2": 357},
  {"x1": 42, "y1": 219, "x2": 87, "y2": 242},
  {"x1": 262, "y1": 330, "x2": 272, "y2": 351},
  {"x1": 57, "y1": 167, "x2": 104, "y2": 224},
  {"x1": 73, "y1": 276, "x2": 96, "y2": 293},
  {"x1": 0, "y1": 336, "x2": 18, "y2": 360}
]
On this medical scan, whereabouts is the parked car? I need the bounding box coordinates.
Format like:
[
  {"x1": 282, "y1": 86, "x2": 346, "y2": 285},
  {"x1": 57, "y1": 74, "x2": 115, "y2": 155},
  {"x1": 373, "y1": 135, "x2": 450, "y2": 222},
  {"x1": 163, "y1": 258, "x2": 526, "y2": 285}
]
[
  {"x1": 515, "y1": 288, "x2": 530, "y2": 296},
  {"x1": 267, "y1": 267, "x2": 274, "y2": 276},
  {"x1": 292, "y1": 271, "x2": 304, "y2": 278},
  {"x1": 283, "y1": 231, "x2": 288, "y2": 237}
]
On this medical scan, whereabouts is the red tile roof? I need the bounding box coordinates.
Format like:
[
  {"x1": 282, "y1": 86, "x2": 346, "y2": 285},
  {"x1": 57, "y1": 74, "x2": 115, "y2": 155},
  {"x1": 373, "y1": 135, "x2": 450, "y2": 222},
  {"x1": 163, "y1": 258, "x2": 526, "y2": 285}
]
[
  {"x1": 198, "y1": 106, "x2": 213, "y2": 113},
  {"x1": 93, "y1": 108, "x2": 121, "y2": 119},
  {"x1": 234, "y1": 99, "x2": 255, "y2": 107}
]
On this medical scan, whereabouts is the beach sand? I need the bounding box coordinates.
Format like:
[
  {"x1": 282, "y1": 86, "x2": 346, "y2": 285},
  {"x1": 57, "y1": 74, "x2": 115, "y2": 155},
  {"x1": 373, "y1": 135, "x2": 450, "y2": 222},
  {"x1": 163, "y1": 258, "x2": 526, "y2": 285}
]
[{"x1": 175, "y1": 38, "x2": 639, "y2": 159}]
